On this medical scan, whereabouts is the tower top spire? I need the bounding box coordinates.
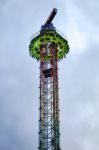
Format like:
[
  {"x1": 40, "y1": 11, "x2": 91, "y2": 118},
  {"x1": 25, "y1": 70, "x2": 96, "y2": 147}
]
[{"x1": 45, "y1": 8, "x2": 57, "y2": 24}]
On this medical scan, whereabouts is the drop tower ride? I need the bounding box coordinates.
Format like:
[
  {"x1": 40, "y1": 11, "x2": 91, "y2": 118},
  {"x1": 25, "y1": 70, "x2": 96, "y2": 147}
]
[{"x1": 29, "y1": 8, "x2": 69, "y2": 150}]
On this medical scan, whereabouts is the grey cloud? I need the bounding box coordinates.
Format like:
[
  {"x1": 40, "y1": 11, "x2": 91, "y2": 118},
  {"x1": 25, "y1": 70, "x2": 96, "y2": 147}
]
[{"x1": 59, "y1": 40, "x2": 99, "y2": 150}]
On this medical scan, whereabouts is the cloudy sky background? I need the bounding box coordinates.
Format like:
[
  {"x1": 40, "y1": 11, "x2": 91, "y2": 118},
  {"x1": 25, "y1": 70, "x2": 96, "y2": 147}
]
[{"x1": 0, "y1": 0, "x2": 99, "y2": 150}]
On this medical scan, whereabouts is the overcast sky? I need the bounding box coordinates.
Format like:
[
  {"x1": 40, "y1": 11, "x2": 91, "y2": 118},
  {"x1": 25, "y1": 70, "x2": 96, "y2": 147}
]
[{"x1": 0, "y1": 0, "x2": 99, "y2": 150}]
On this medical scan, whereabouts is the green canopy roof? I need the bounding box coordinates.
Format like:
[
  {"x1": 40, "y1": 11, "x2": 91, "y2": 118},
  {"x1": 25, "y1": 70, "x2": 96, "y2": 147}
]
[{"x1": 29, "y1": 30, "x2": 69, "y2": 61}]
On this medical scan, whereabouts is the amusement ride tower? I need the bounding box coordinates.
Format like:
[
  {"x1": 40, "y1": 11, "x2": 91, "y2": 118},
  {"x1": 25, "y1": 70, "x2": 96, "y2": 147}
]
[{"x1": 29, "y1": 8, "x2": 69, "y2": 150}]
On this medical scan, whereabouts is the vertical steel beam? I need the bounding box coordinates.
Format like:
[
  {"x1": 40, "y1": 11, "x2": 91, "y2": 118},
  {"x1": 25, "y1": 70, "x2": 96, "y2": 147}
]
[{"x1": 38, "y1": 43, "x2": 60, "y2": 150}]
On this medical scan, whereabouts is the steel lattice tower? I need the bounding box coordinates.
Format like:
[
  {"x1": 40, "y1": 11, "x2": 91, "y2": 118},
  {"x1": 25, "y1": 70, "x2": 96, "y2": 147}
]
[{"x1": 29, "y1": 8, "x2": 69, "y2": 150}]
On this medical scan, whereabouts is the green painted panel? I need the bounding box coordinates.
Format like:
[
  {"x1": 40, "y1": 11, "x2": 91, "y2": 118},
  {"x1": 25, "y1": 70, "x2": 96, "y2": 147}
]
[{"x1": 29, "y1": 30, "x2": 69, "y2": 61}]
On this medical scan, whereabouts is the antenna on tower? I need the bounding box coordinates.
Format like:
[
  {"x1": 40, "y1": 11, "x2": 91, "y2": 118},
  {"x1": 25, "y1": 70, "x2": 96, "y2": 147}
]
[{"x1": 45, "y1": 8, "x2": 57, "y2": 24}]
